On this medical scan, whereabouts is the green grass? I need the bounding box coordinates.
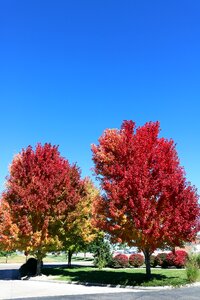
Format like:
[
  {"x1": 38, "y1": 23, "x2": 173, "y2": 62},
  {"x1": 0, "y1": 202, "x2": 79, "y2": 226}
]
[
  {"x1": 72, "y1": 256, "x2": 93, "y2": 262},
  {"x1": 43, "y1": 254, "x2": 93, "y2": 263},
  {"x1": 0, "y1": 253, "x2": 92, "y2": 264},
  {"x1": 1, "y1": 253, "x2": 199, "y2": 287},
  {"x1": 42, "y1": 266, "x2": 200, "y2": 287},
  {"x1": 0, "y1": 253, "x2": 27, "y2": 264},
  {"x1": 43, "y1": 253, "x2": 68, "y2": 263}
]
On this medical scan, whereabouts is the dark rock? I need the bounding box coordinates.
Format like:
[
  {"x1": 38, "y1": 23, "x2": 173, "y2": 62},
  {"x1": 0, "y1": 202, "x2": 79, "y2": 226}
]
[{"x1": 19, "y1": 258, "x2": 39, "y2": 279}]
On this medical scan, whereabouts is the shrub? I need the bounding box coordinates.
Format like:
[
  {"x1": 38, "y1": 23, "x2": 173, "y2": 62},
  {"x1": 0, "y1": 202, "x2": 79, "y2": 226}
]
[
  {"x1": 129, "y1": 253, "x2": 144, "y2": 267},
  {"x1": 92, "y1": 238, "x2": 113, "y2": 269},
  {"x1": 166, "y1": 250, "x2": 188, "y2": 268},
  {"x1": 112, "y1": 254, "x2": 129, "y2": 268},
  {"x1": 196, "y1": 253, "x2": 200, "y2": 268},
  {"x1": 166, "y1": 252, "x2": 175, "y2": 267},
  {"x1": 186, "y1": 254, "x2": 199, "y2": 283},
  {"x1": 19, "y1": 258, "x2": 38, "y2": 278},
  {"x1": 156, "y1": 253, "x2": 168, "y2": 268},
  {"x1": 150, "y1": 255, "x2": 157, "y2": 267}
]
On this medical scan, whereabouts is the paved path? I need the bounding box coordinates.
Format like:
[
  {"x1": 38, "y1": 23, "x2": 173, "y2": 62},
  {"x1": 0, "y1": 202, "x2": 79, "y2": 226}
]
[
  {"x1": 0, "y1": 264, "x2": 162, "y2": 299},
  {"x1": 1, "y1": 280, "x2": 200, "y2": 300},
  {"x1": 0, "y1": 279, "x2": 141, "y2": 299},
  {"x1": 1, "y1": 263, "x2": 200, "y2": 299}
]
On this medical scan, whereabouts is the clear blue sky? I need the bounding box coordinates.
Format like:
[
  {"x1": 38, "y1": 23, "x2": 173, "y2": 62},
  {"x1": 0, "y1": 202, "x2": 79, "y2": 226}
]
[{"x1": 0, "y1": 0, "x2": 200, "y2": 195}]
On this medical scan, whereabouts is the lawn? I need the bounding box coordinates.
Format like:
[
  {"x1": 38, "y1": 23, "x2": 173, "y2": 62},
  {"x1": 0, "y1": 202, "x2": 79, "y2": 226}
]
[
  {"x1": 1, "y1": 253, "x2": 199, "y2": 287},
  {"x1": 0, "y1": 253, "x2": 27, "y2": 264},
  {"x1": 0, "y1": 252, "x2": 92, "y2": 264},
  {"x1": 42, "y1": 266, "x2": 200, "y2": 287}
]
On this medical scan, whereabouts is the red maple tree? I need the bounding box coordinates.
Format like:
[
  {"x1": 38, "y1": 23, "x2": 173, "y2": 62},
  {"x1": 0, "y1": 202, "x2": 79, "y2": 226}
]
[
  {"x1": 92, "y1": 120, "x2": 199, "y2": 277},
  {"x1": 2, "y1": 143, "x2": 83, "y2": 274}
]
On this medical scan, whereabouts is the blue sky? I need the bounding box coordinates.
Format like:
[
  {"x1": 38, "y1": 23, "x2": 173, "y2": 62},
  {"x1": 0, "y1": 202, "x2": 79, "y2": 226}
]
[{"x1": 0, "y1": 0, "x2": 200, "y2": 195}]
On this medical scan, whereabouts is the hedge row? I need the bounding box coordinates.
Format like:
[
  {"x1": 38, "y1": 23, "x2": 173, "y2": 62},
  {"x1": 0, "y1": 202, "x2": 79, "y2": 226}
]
[
  {"x1": 112, "y1": 250, "x2": 188, "y2": 268},
  {"x1": 112, "y1": 253, "x2": 144, "y2": 268},
  {"x1": 155, "y1": 250, "x2": 188, "y2": 268}
]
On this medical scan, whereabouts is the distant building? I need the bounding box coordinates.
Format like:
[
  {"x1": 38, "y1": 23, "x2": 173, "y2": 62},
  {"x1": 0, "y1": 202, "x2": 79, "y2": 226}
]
[{"x1": 176, "y1": 233, "x2": 200, "y2": 253}]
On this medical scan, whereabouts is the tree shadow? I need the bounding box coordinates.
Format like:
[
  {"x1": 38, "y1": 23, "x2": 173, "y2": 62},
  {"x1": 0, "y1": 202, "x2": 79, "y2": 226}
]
[
  {"x1": 0, "y1": 268, "x2": 20, "y2": 280},
  {"x1": 42, "y1": 266, "x2": 169, "y2": 287}
]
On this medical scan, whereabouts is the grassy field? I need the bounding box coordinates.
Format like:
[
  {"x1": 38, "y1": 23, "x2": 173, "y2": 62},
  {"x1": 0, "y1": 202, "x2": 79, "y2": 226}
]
[
  {"x1": 0, "y1": 253, "x2": 93, "y2": 264},
  {"x1": 42, "y1": 265, "x2": 200, "y2": 287},
  {"x1": 1, "y1": 253, "x2": 199, "y2": 287},
  {"x1": 0, "y1": 253, "x2": 26, "y2": 264}
]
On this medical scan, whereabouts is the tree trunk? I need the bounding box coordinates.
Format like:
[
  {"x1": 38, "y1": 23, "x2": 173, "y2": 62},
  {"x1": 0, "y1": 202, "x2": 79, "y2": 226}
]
[
  {"x1": 143, "y1": 250, "x2": 151, "y2": 280},
  {"x1": 36, "y1": 250, "x2": 44, "y2": 276},
  {"x1": 68, "y1": 250, "x2": 73, "y2": 267},
  {"x1": 36, "y1": 259, "x2": 42, "y2": 276}
]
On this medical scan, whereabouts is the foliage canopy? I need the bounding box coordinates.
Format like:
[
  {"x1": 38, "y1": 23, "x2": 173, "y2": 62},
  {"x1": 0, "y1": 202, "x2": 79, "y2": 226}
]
[{"x1": 92, "y1": 120, "x2": 199, "y2": 277}]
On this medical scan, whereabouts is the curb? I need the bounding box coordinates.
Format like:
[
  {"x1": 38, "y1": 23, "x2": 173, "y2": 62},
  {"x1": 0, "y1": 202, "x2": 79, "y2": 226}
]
[{"x1": 28, "y1": 276, "x2": 200, "y2": 291}]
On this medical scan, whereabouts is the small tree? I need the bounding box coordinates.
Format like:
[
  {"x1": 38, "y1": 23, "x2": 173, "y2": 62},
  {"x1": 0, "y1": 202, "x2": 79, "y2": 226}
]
[
  {"x1": 186, "y1": 254, "x2": 199, "y2": 283},
  {"x1": 89, "y1": 235, "x2": 113, "y2": 269},
  {"x1": 92, "y1": 120, "x2": 199, "y2": 278},
  {"x1": 57, "y1": 178, "x2": 99, "y2": 267},
  {"x1": 0, "y1": 251, "x2": 15, "y2": 263}
]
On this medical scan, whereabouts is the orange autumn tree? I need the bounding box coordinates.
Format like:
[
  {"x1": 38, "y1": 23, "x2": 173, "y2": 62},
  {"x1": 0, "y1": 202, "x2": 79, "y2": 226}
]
[
  {"x1": 2, "y1": 143, "x2": 83, "y2": 275},
  {"x1": 57, "y1": 178, "x2": 100, "y2": 266},
  {"x1": 0, "y1": 200, "x2": 19, "y2": 252},
  {"x1": 92, "y1": 120, "x2": 199, "y2": 278}
]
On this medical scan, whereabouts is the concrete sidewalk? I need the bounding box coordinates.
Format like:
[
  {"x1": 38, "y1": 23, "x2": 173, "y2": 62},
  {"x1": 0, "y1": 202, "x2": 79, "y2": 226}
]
[{"x1": 0, "y1": 279, "x2": 147, "y2": 299}]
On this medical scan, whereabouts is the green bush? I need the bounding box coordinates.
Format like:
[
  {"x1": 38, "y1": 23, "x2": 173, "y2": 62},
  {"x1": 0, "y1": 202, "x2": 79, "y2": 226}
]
[
  {"x1": 129, "y1": 253, "x2": 144, "y2": 267},
  {"x1": 150, "y1": 255, "x2": 158, "y2": 267},
  {"x1": 92, "y1": 237, "x2": 113, "y2": 269},
  {"x1": 196, "y1": 253, "x2": 200, "y2": 268},
  {"x1": 186, "y1": 254, "x2": 199, "y2": 283},
  {"x1": 156, "y1": 253, "x2": 168, "y2": 268}
]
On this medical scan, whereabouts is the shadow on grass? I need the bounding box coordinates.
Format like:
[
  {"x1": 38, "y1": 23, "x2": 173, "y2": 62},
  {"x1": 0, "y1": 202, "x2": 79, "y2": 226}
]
[{"x1": 42, "y1": 266, "x2": 176, "y2": 287}]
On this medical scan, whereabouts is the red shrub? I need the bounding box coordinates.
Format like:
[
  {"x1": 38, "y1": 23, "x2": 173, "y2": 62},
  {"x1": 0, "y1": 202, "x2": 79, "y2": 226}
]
[
  {"x1": 166, "y1": 252, "x2": 175, "y2": 266},
  {"x1": 129, "y1": 253, "x2": 144, "y2": 267},
  {"x1": 166, "y1": 250, "x2": 188, "y2": 268},
  {"x1": 112, "y1": 254, "x2": 129, "y2": 268}
]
